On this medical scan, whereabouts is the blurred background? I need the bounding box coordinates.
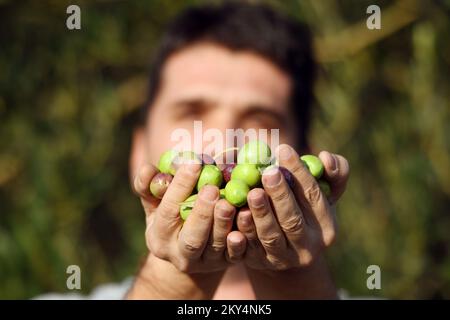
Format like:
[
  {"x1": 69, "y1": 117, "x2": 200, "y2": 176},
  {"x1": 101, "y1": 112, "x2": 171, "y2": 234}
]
[{"x1": 0, "y1": 0, "x2": 449, "y2": 299}]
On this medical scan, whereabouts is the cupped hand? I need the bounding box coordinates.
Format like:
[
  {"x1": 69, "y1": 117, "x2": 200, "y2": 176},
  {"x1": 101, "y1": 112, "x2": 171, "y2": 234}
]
[
  {"x1": 236, "y1": 144, "x2": 349, "y2": 271},
  {"x1": 133, "y1": 162, "x2": 247, "y2": 273}
]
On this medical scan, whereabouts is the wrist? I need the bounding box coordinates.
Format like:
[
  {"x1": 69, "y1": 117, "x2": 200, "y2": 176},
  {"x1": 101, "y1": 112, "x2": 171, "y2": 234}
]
[
  {"x1": 126, "y1": 254, "x2": 224, "y2": 299},
  {"x1": 247, "y1": 255, "x2": 338, "y2": 299}
]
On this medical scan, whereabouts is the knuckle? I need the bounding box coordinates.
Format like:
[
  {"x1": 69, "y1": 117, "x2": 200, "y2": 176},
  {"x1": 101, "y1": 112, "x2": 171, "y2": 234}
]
[
  {"x1": 160, "y1": 201, "x2": 181, "y2": 218},
  {"x1": 209, "y1": 241, "x2": 226, "y2": 254},
  {"x1": 290, "y1": 161, "x2": 308, "y2": 178},
  {"x1": 192, "y1": 207, "x2": 213, "y2": 222},
  {"x1": 270, "y1": 187, "x2": 290, "y2": 203},
  {"x1": 238, "y1": 219, "x2": 254, "y2": 234},
  {"x1": 147, "y1": 238, "x2": 168, "y2": 260},
  {"x1": 269, "y1": 257, "x2": 289, "y2": 271},
  {"x1": 152, "y1": 246, "x2": 168, "y2": 261},
  {"x1": 180, "y1": 236, "x2": 203, "y2": 256},
  {"x1": 239, "y1": 223, "x2": 254, "y2": 235},
  {"x1": 260, "y1": 234, "x2": 282, "y2": 249},
  {"x1": 251, "y1": 205, "x2": 271, "y2": 220},
  {"x1": 299, "y1": 251, "x2": 315, "y2": 267},
  {"x1": 304, "y1": 185, "x2": 322, "y2": 204},
  {"x1": 282, "y1": 215, "x2": 304, "y2": 235},
  {"x1": 174, "y1": 259, "x2": 191, "y2": 273},
  {"x1": 291, "y1": 161, "x2": 318, "y2": 186},
  {"x1": 215, "y1": 217, "x2": 233, "y2": 231},
  {"x1": 323, "y1": 228, "x2": 337, "y2": 247},
  {"x1": 173, "y1": 178, "x2": 194, "y2": 191}
]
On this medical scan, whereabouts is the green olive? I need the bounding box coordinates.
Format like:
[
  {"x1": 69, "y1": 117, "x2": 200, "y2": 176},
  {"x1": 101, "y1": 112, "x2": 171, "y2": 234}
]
[
  {"x1": 225, "y1": 179, "x2": 249, "y2": 207},
  {"x1": 300, "y1": 155, "x2": 324, "y2": 179},
  {"x1": 237, "y1": 140, "x2": 272, "y2": 167},
  {"x1": 180, "y1": 206, "x2": 192, "y2": 221},
  {"x1": 231, "y1": 163, "x2": 261, "y2": 188},
  {"x1": 158, "y1": 150, "x2": 177, "y2": 174},
  {"x1": 196, "y1": 165, "x2": 223, "y2": 192},
  {"x1": 179, "y1": 194, "x2": 197, "y2": 221}
]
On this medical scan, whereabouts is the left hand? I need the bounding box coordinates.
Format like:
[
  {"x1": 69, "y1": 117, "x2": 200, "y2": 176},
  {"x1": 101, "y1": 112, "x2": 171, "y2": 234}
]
[{"x1": 236, "y1": 144, "x2": 350, "y2": 271}]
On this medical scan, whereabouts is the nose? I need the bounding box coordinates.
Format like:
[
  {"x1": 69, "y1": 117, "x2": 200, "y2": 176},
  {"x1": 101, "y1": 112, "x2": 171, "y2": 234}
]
[{"x1": 200, "y1": 107, "x2": 240, "y2": 163}]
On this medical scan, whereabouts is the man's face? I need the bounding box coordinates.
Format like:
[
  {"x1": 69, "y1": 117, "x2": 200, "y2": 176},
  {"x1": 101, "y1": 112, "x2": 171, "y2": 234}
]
[{"x1": 135, "y1": 42, "x2": 297, "y2": 170}]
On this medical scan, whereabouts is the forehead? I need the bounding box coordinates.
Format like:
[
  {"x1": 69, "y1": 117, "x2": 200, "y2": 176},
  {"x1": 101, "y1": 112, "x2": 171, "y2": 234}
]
[{"x1": 159, "y1": 43, "x2": 292, "y2": 108}]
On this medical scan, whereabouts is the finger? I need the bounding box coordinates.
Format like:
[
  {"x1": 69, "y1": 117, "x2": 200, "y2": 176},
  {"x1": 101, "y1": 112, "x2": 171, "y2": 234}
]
[
  {"x1": 178, "y1": 185, "x2": 219, "y2": 259},
  {"x1": 319, "y1": 151, "x2": 350, "y2": 204},
  {"x1": 261, "y1": 166, "x2": 307, "y2": 244},
  {"x1": 236, "y1": 208, "x2": 266, "y2": 260},
  {"x1": 133, "y1": 164, "x2": 161, "y2": 215},
  {"x1": 203, "y1": 199, "x2": 236, "y2": 261},
  {"x1": 276, "y1": 144, "x2": 335, "y2": 235},
  {"x1": 247, "y1": 188, "x2": 288, "y2": 257},
  {"x1": 225, "y1": 231, "x2": 247, "y2": 263},
  {"x1": 155, "y1": 163, "x2": 202, "y2": 237},
  {"x1": 236, "y1": 208, "x2": 259, "y2": 248}
]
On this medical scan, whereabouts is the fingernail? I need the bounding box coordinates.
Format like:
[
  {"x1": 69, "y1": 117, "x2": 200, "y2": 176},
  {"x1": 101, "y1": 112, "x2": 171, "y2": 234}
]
[
  {"x1": 277, "y1": 145, "x2": 292, "y2": 160},
  {"x1": 230, "y1": 237, "x2": 243, "y2": 245},
  {"x1": 327, "y1": 153, "x2": 337, "y2": 172},
  {"x1": 263, "y1": 167, "x2": 282, "y2": 187},
  {"x1": 201, "y1": 186, "x2": 219, "y2": 202},
  {"x1": 249, "y1": 193, "x2": 265, "y2": 208}
]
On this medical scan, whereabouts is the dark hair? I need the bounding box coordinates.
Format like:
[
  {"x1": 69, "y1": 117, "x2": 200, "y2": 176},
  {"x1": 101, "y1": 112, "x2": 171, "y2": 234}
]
[{"x1": 142, "y1": 2, "x2": 316, "y2": 149}]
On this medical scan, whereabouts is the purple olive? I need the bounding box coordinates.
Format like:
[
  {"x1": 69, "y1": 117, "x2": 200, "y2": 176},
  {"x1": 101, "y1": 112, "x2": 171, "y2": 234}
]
[
  {"x1": 279, "y1": 166, "x2": 295, "y2": 189},
  {"x1": 150, "y1": 173, "x2": 173, "y2": 199},
  {"x1": 200, "y1": 153, "x2": 216, "y2": 165},
  {"x1": 221, "y1": 163, "x2": 236, "y2": 183}
]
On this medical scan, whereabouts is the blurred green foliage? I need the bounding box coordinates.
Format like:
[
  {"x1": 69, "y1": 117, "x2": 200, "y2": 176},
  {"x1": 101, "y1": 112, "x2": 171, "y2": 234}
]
[{"x1": 0, "y1": 0, "x2": 449, "y2": 299}]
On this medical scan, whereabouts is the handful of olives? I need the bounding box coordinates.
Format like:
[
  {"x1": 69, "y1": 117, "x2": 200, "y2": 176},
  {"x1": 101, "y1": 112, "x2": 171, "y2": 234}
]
[{"x1": 150, "y1": 141, "x2": 331, "y2": 221}]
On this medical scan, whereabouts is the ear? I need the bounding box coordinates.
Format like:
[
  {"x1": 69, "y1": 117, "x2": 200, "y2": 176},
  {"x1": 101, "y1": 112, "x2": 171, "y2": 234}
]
[{"x1": 129, "y1": 126, "x2": 148, "y2": 184}]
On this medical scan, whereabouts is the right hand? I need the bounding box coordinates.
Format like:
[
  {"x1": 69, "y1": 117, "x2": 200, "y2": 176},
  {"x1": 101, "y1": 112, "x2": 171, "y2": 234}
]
[{"x1": 133, "y1": 162, "x2": 247, "y2": 273}]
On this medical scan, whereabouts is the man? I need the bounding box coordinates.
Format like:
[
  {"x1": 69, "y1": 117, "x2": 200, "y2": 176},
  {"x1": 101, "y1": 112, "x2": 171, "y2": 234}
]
[{"x1": 125, "y1": 2, "x2": 349, "y2": 300}]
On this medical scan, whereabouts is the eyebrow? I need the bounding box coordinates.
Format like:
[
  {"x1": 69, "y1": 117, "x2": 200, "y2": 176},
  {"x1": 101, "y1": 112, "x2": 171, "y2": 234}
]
[
  {"x1": 172, "y1": 97, "x2": 216, "y2": 109},
  {"x1": 243, "y1": 105, "x2": 288, "y2": 126}
]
